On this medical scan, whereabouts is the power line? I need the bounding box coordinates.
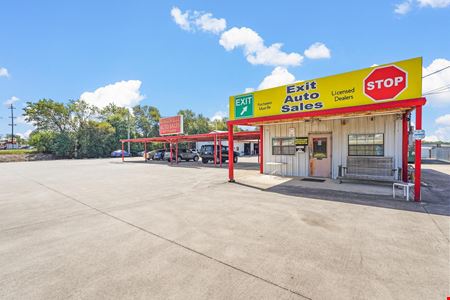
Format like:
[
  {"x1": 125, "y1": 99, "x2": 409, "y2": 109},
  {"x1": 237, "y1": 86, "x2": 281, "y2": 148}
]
[
  {"x1": 423, "y1": 83, "x2": 450, "y2": 95},
  {"x1": 422, "y1": 65, "x2": 450, "y2": 78},
  {"x1": 8, "y1": 104, "x2": 17, "y2": 145},
  {"x1": 424, "y1": 89, "x2": 450, "y2": 96}
]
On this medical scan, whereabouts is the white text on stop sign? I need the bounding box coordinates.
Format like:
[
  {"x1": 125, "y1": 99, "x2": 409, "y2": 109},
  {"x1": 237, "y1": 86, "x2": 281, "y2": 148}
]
[{"x1": 366, "y1": 76, "x2": 404, "y2": 90}]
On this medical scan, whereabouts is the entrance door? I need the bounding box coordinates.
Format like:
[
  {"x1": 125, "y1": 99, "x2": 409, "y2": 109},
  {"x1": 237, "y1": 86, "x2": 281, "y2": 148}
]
[{"x1": 309, "y1": 134, "x2": 331, "y2": 177}]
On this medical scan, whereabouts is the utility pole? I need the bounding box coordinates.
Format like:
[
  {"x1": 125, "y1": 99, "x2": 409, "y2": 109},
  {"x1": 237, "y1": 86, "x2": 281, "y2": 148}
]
[
  {"x1": 127, "y1": 113, "x2": 131, "y2": 154},
  {"x1": 8, "y1": 104, "x2": 16, "y2": 146}
]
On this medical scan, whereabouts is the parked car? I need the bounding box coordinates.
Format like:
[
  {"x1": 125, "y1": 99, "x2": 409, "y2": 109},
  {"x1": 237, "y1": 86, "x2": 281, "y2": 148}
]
[
  {"x1": 137, "y1": 151, "x2": 147, "y2": 157},
  {"x1": 111, "y1": 150, "x2": 130, "y2": 157},
  {"x1": 145, "y1": 149, "x2": 158, "y2": 160},
  {"x1": 163, "y1": 148, "x2": 199, "y2": 162},
  {"x1": 152, "y1": 149, "x2": 166, "y2": 160},
  {"x1": 199, "y1": 145, "x2": 239, "y2": 164},
  {"x1": 178, "y1": 149, "x2": 199, "y2": 162}
]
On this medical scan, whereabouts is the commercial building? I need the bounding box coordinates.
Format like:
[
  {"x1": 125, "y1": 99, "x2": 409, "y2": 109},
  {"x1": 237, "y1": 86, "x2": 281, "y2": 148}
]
[{"x1": 226, "y1": 57, "x2": 425, "y2": 201}]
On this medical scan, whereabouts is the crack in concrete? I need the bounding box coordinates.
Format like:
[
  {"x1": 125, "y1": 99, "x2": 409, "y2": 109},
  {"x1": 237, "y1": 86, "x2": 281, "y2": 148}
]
[{"x1": 25, "y1": 177, "x2": 312, "y2": 300}]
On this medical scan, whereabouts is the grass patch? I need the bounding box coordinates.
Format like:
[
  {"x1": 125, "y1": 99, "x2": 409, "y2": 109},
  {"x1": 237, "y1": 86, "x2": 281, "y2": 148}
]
[{"x1": 0, "y1": 149, "x2": 38, "y2": 155}]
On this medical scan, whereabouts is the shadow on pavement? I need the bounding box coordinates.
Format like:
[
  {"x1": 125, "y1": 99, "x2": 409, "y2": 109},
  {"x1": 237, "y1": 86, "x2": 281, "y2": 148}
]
[
  {"x1": 236, "y1": 162, "x2": 450, "y2": 217},
  {"x1": 118, "y1": 158, "x2": 260, "y2": 170},
  {"x1": 119, "y1": 158, "x2": 449, "y2": 216}
]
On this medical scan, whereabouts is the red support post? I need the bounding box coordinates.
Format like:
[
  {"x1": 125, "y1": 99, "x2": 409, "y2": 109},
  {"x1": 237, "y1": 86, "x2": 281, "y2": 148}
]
[
  {"x1": 414, "y1": 105, "x2": 422, "y2": 201},
  {"x1": 219, "y1": 138, "x2": 222, "y2": 168},
  {"x1": 259, "y1": 125, "x2": 264, "y2": 174},
  {"x1": 176, "y1": 142, "x2": 178, "y2": 164},
  {"x1": 121, "y1": 142, "x2": 125, "y2": 162},
  {"x1": 257, "y1": 138, "x2": 260, "y2": 164},
  {"x1": 214, "y1": 134, "x2": 217, "y2": 167},
  {"x1": 402, "y1": 113, "x2": 409, "y2": 182},
  {"x1": 170, "y1": 142, "x2": 173, "y2": 164},
  {"x1": 228, "y1": 124, "x2": 234, "y2": 182},
  {"x1": 144, "y1": 142, "x2": 147, "y2": 162}
]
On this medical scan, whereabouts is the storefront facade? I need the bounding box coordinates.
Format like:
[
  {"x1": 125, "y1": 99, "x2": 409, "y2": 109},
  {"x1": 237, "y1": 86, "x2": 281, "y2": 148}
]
[
  {"x1": 262, "y1": 114, "x2": 402, "y2": 178},
  {"x1": 227, "y1": 57, "x2": 425, "y2": 201}
]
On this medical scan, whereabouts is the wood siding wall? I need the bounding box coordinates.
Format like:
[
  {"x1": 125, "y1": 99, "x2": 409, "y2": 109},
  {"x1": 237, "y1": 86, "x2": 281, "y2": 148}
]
[{"x1": 263, "y1": 115, "x2": 402, "y2": 178}]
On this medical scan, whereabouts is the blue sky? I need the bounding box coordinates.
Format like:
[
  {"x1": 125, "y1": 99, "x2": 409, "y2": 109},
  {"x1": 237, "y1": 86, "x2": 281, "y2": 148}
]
[{"x1": 1, "y1": 0, "x2": 450, "y2": 140}]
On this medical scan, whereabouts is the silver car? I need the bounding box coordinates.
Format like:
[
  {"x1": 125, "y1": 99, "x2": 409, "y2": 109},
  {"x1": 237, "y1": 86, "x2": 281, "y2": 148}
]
[{"x1": 164, "y1": 149, "x2": 199, "y2": 162}]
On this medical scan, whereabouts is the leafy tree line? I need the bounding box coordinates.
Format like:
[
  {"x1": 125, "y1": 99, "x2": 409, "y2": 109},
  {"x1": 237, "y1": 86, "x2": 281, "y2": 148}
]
[{"x1": 23, "y1": 99, "x2": 229, "y2": 158}]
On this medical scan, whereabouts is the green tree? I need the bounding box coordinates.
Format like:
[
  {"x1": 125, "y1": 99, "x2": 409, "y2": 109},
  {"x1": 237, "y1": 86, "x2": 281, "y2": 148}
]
[
  {"x1": 210, "y1": 117, "x2": 228, "y2": 131},
  {"x1": 28, "y1": 131, "x2": 56, "y2": 153},
  {"x1": 133, "y1": 105, "x2": 160, "y2": 137},
  {"x1": 23, "y1": 99, "x2": 72, "y2": 133},
  {"x1": 100, "y1": 104, "x2": 136, "y2": 150},
  {"x1": 77, "y1": 121, "x2": 116, "y2": 158},
  {"x1": 177, "y1": 109, "x2": 212, "y2": 135},
  {"x1": 194, "y1": 114, "x2": 212, "y2": 134}
]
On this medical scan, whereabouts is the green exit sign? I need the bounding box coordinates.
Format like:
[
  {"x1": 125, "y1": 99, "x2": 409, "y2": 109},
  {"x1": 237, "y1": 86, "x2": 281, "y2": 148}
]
[{"x1": 234, "y1": 94, "x2": 254, "y2": 119}]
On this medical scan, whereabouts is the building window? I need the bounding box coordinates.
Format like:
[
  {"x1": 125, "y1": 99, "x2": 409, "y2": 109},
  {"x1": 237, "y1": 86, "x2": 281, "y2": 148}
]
[
  {"x1": 312, "y1": 138, "x2": 327, "y2": 159},
  {"x1": 348, "y1": 134, "x2": 384, "y2": 156},
  {"x1": 272, "y1": 137, "x2": 296, "y2": 155}
]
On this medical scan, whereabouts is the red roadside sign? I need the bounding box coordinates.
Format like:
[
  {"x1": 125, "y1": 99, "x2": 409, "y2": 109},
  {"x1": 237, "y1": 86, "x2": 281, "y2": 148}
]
[
  {"x1": 159, "y1": 115, "x2": 184, "y2": 136},
  {"x1": 363, "y1": 65, "x2": 407, "y2": 101}
]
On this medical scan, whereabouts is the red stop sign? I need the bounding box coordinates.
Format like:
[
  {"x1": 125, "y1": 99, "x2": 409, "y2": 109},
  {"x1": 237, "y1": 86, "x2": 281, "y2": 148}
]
[{"x1": 363, "y1": 65, "x2": 407, "y2": 101}]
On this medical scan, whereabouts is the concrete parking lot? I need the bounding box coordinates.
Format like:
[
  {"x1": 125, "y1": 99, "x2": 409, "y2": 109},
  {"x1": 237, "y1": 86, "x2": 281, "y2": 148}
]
[{"x1": 0, "y1": 158, "x2": 448, "y2": 299}]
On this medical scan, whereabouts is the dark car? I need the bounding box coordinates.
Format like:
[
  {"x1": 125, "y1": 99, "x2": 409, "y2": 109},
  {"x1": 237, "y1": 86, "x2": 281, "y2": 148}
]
[
  {"x1": 199, "y1": 145, "x2": 239, "y2": 164},
  {"x1": 152, "y1": 149, "x2": 166, "y2": 160}
]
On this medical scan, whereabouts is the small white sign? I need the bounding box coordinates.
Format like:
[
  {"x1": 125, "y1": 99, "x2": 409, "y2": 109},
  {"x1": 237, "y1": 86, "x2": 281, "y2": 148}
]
[
  {"x1": 413, "y1": 129, "x2": 425, "y2": 140},
  {"x1": 288, "y1": 127, "x2": 295, "y2": 137}
]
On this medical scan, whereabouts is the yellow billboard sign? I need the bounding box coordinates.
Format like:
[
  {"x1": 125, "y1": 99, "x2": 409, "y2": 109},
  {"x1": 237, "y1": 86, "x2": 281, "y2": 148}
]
[{"x1": 229, "y1": 57, "x2": 422, "y2": 120}]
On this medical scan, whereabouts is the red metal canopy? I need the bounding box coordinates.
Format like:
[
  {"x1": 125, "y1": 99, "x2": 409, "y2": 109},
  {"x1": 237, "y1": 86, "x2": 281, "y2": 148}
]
[{"x1": 120, "y1": 130, "x2": 261, "y2": 143}]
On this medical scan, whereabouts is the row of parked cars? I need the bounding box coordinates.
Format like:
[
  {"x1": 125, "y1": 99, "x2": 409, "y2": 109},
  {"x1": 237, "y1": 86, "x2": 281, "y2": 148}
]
[{"x1": 113, "y1": 145, "x2": 239, "y2": 164}]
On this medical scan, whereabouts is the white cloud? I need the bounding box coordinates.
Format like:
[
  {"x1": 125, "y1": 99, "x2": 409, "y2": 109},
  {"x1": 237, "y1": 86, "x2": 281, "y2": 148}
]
[
  {"x1": 436, "y1": 114, "x2": 450, "y2": 126},
  {"x1": 304, "y1": 42, "x2": 331, "y2": 59},
  {"x1": 427, "y1": 113, "x2": 450, "y2": 142},
  {"x1": 219, "y1": 27, "x2": 263, "y2": 53},
  {"x1": 171, "y1": 7, "x2": 226, "y2": 34},
  {"x1": 195, "y1": 13, "x2": 226, "y2": 34},
  {"x1": 3, "y1": 96, "x2": 19, "y2": 106},
  {"x1": 0, "y1": 67, "x2": 9, "y2": 78},
  {"x1": 211, "y1": 111, "x2": 227, "y2": 121},
  {"x1": 423, "y1": 58, "x2": 450, "y2": 105},
  {"x1": 171, "y1": 7, "x2": 191, "y2": 31},
  {"x1": 247, "y1": 43, "x2": 304, "y2": 66},
  {"x1": 15, "y1": 115, "x2": 29, "y2": 124},
  {"x1": 395, "y1": 0, "x2": 413, "y2": 14},
  {"x1": 220, "y1": 27, "x2": 303, "y2": 67},
  {"x1": 258, "y1": 67, "x2": 296, "y2": 90},
  {"x1": 244, "y1": 87, "x2": 255, "y2": 93},
  {"x1": 80, "y1": 80, "x2": 145, "y2": 109},
  {"x1": 16, "y1": 129, "x2": 33, "y2": 140},
  {"x1": 394, "y1": 0, "x2": 450, "y2": 14},
  {"x1": 431, "y1": 127, "x2": 450, "y2": 141},
  {"x1": 417, "y1": 0, "x2": 450, "y2": 7},
  {"x1": 423, "y1": 135, "x2": 439, "y2": 142}
]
